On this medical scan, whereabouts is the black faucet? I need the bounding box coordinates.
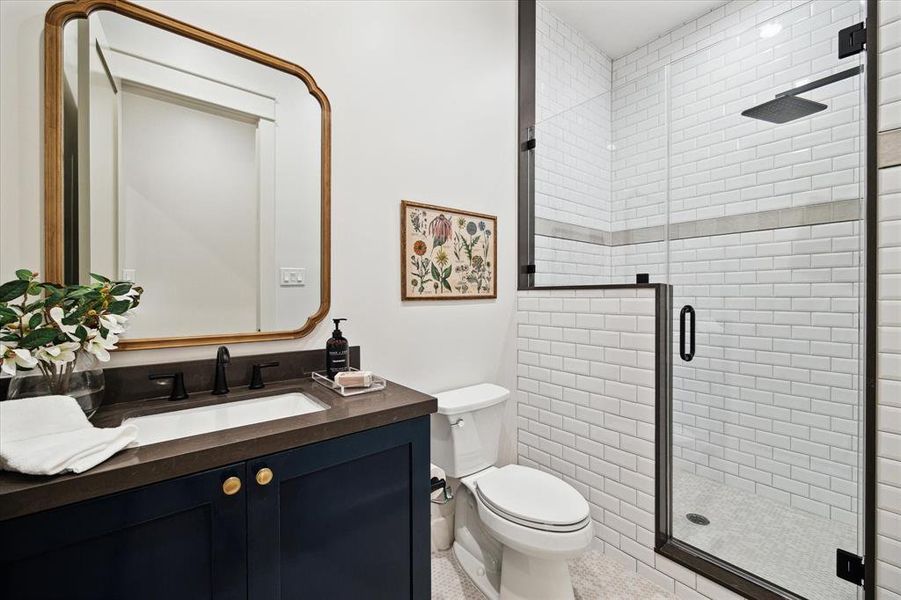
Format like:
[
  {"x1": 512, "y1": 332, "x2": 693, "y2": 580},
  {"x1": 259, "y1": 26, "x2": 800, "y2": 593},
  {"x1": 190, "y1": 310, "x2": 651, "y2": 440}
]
[
  {"x1": 249, "y1": 362, "x2": 279, "y2": 390},
  {"x1": 212, "y1": 346, "x2": 230, "y2": 395},
  {"x1": 148, "y1": 372, "x2": 189, "y2": 401}
]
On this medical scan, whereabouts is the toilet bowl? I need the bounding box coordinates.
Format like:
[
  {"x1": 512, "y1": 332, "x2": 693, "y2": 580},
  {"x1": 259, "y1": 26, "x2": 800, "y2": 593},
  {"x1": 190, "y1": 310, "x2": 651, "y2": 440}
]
[{"x1": 431, "y1": 384, "x2": 593, "y2": 600}]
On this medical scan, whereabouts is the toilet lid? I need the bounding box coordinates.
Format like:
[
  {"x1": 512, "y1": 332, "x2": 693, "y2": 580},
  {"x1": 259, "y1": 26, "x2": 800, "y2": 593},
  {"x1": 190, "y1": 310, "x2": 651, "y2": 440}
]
[{"x1": 476, "y1": 465, "x2": 590, "y2": 528}]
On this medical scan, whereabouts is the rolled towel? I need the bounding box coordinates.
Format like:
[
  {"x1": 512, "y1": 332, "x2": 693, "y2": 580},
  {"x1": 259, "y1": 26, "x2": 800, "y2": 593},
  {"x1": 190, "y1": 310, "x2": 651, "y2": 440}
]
[{"x1": 0, "y1": 395, "x2": 138, "y2": 475}]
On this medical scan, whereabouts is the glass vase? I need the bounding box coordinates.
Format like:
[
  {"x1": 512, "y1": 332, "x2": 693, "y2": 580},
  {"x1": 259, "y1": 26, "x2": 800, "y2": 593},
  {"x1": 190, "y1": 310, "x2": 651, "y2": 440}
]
[{"x1": 7, "y1": 353, "x2": 105, "y2": 418}]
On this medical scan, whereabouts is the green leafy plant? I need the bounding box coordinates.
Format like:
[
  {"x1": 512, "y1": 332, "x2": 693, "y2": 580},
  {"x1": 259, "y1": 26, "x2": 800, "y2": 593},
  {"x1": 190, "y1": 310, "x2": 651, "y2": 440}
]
[{"x1": 0, "y1": 270, "x2": 143, "y2": 392}]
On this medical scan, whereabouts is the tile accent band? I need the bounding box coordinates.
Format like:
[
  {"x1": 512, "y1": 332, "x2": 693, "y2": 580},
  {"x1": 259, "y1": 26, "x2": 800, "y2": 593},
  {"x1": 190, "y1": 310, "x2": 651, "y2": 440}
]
[
  {"x1": 536, "y1": 198, "x2": 862, "y2": 247},
  {"x1": 878, "y1": 129, "x2": 901, "y2": 168}
]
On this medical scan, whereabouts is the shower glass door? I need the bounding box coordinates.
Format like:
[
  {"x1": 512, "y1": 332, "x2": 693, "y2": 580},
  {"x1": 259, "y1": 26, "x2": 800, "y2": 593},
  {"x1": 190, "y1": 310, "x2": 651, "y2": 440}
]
[{"x1": 665, "y1": 1, "x2": 866, "y2": 599}]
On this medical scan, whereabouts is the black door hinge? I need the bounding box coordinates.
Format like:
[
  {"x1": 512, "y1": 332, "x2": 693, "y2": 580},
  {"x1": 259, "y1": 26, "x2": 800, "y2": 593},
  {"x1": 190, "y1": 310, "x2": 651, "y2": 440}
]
[
  {"x1": 838, "y1": 22, "x2": 866, "y2": 58},
  {"x1": 522, "y1": 264, "x2": 536, "y2": 275},
  {"x1": 836, "y1": 548, "x2": 864, "y2": 586},
  {"x1": 521, "y1": 138, "x2": 536, "y2": 152}
]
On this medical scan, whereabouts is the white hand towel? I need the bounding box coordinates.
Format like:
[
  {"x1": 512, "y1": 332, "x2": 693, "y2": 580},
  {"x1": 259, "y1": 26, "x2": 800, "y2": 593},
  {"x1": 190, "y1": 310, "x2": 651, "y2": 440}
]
[{"x1": 0, "y1": 395, "x2": 138, "y2": 475}]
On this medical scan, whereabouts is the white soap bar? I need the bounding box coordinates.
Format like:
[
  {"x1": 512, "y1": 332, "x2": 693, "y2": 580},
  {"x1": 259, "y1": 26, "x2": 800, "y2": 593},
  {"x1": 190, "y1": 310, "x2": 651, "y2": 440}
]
[{"x1": 334, "y1": 371, "x2": 373, "y2": 388}]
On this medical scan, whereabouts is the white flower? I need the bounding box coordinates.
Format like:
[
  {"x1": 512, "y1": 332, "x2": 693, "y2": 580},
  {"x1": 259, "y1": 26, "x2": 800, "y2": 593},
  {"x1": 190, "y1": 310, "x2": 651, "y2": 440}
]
[
  {"x1": 84, "y1": 331, "x2": 118, "y2": 362},
  {"x1": 49, "y1": 306, "x2": 79, "y2": 341},
  {"x1": 99, "y1": 312, "x2": 128, "y2": 335},
  {"x1": 34, "y1": 341, "x2": 80, "y2": 365},
  {"x1": 0, "y1": 343, "x2": 38, "y2": 376},
  {"x1": 113, "y1": 287, "x2": 140, "y2": 301}
]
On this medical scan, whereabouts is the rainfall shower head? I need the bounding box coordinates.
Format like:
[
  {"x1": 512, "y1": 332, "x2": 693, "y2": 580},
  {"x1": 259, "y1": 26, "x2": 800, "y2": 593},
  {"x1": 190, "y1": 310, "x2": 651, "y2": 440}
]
[
  {"x1": 741, "y1": 95, "x2": 827, "y2": 124},
  {"x1": 741, "y1": 65, "x2": 863, "y2": 124}
]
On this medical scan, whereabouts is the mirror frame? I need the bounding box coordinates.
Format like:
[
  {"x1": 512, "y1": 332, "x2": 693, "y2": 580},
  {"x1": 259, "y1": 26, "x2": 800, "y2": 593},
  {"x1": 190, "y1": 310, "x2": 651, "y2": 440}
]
[{"x1": 44, "y1": 0, "x2": 331, "y2": 350}]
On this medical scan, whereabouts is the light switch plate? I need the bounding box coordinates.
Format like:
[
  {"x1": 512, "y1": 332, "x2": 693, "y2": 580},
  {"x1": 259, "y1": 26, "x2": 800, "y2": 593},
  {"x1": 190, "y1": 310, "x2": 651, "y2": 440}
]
[{"x1": 280, "y1": 268, "x2": 305, "y2": 286}]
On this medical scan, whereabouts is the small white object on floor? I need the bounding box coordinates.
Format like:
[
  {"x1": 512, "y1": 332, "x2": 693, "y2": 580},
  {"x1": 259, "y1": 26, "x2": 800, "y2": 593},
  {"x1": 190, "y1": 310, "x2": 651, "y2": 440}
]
[
  {"x1": 0, "y1": 395, "x2": 137, "y2": 475},
  {"x1": 430, "y1": 463, "x2": 454, "y2": 552}
]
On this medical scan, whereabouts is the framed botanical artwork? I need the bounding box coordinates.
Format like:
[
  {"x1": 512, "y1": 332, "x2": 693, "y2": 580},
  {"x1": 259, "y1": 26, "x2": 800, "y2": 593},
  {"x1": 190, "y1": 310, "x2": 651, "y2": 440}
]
[{"x1": 401, "y1": 200, "x2": 497, "y2": 300}]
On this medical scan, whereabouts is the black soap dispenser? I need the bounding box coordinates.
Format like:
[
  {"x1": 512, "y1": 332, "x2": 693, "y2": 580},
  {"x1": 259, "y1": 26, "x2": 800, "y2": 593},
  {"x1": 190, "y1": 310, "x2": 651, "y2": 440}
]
[{"x1": 326, "y1": 318, "x2": 349, "y2": 380}]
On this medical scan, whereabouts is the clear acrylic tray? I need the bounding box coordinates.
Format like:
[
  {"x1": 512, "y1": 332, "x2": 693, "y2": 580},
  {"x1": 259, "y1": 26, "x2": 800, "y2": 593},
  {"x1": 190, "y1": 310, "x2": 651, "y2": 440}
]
[{"x1": 312, "y1": 368, "x2": 387, "y2": 397}]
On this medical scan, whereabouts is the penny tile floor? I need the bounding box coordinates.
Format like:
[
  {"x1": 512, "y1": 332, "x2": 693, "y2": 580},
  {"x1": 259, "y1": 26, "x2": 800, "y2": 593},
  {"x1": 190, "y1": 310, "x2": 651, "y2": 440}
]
[{"x1": 431, "y1": 548, "x2": 674, "y2": 600}]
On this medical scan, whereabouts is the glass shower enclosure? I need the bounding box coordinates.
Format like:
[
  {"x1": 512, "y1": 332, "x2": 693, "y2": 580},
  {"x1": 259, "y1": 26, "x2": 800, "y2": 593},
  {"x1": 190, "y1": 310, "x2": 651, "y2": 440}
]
[
  {"x1": 665, "y1": 3, "x2": 866, "y2": 599},
  {"x1": 529, "y1": 1, "x2": 868, "y2": 598}
]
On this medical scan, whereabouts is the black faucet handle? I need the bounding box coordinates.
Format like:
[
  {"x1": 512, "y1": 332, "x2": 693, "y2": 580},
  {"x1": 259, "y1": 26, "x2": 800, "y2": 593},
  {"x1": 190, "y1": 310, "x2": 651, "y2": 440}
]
[
  {"x1": 217, "y1": 346, "x2": 230, "y2": 364},
  {"x1": 149, "y1": 372, "x2": 189, "y2": 401},
  {"x1": 249, "y1": 362, "x2": 280, "y2": 390}
]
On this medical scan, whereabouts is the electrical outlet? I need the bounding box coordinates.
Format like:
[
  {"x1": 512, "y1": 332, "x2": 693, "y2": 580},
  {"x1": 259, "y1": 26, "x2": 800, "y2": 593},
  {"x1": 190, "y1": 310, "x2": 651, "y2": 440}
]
[
  {"x1": 280, "y1": 268, "x2": 305, "y2": 286},
  {"x1": 122, "y1": 269, "x2": 136, "y2": 282}
]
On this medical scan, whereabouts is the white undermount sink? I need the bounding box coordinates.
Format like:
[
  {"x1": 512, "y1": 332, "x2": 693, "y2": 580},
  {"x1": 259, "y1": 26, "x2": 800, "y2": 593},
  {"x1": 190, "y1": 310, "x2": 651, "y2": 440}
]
[{"x1": 124, "y1": 392, "x2": 328, "y2": 447}]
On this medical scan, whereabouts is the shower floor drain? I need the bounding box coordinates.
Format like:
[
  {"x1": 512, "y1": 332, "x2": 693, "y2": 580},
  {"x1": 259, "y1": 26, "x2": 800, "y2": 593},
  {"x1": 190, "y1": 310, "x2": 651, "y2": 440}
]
[{"x1": 686, "y1": 513, "x2": 710, "y2": 526}]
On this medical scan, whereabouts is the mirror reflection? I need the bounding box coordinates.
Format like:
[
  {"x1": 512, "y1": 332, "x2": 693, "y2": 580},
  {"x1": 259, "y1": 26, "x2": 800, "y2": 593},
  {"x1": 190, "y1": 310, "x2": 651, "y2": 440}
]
[{"x1": 61, "y1": 11, "x2": 323, "y2": 339}]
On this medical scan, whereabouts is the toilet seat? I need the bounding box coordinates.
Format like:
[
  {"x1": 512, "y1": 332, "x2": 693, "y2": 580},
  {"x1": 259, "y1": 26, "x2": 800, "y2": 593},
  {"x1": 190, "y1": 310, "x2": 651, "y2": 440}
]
[
  {"x1": 474, "y1": 488, "x2": 594, "y2": 561},
  {"x1": 475, "y1": 465, "x2": 590, "y2": 533}
]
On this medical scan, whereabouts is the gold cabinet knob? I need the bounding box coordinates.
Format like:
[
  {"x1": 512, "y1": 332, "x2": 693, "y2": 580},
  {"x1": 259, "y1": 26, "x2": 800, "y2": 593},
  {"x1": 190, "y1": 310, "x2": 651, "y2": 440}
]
[
  {"x1": 255, "y1": 467, "x2": 274, "y2": 486},
  {"x1": 222, "y1": 476, "x2": 242, "y2": 496}
]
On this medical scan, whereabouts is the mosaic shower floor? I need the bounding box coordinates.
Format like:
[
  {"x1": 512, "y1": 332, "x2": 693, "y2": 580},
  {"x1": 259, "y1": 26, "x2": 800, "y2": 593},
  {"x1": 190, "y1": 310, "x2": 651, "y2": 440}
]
[
  {"x1": 431, "y1": 548, "x2": 674, "y2": 600},
  {"x1": 673, "y1": 470, "x2": 859, "y2": 600}
]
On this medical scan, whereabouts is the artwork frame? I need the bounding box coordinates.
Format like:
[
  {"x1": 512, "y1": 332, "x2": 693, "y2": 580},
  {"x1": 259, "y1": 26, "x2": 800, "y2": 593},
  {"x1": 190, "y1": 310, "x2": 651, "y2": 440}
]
[{"x1": 401, "y1": 200, "x2": 497, "y2": 300}]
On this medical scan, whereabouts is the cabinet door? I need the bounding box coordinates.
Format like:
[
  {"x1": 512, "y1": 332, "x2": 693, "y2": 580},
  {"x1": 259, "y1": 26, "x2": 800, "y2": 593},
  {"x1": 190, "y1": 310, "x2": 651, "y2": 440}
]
[
  {"x1": 0, "y1": 464, "x2": 247, "y2": 600},
  {"x1": 248, "y1": 416, "x2": 430, "y2": 600}
]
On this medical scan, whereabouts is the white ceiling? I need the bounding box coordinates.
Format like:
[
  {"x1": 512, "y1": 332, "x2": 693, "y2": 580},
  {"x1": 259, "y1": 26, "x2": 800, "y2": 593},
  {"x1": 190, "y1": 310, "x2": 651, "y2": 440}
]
[{"x1": 545, "y1": 1, "x2": 729, "y2": 59}]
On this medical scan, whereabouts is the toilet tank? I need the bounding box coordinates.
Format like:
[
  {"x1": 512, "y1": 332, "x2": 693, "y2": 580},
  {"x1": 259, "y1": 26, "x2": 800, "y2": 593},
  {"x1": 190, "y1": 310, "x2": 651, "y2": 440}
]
[{"x1": 430, "y1": 384, "x2": 509, "y2": 478}]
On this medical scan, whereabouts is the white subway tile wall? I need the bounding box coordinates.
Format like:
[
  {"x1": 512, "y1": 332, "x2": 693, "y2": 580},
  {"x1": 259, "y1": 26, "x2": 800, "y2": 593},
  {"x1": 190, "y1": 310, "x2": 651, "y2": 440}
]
[
  {"x1": 536, "y1": 0, "x2": 867, "y2": 520},
  {"x1": 877, "y1": 3, "x2": 901, "y2": 598},
  {"x1": 879, "y1": 0, "x2": 901, "y2": 131},
  {"x1": 524, "y1": 0, "x2": 899, "y2": 597},
  {"x1": 666, "y1": 0, "x2": 864, "y2": 226},
  {"x1": 877, "y1": 165, "x2": 901, "y2": 600},
  {"x1": 517, "y1": 287, "x2": 747, "y2": 599},
  {"x1": 537, "y1": 0, "x2": 865, "y2": 245},
  {"x1": 669, "y1": 221, "x2": 862, "y2": 524},
  {"x1": 535, "y1": 235, "x2": 611, "y2": 287},
  {"x1": 609, "y1": 0, "x2": 865, "y2": 253},
  {"x1": 610, "y1": 240, "x2": 668, "y2": 283},
  {"x1": 612, "y1": 69, "x2": 668, "y2": 231},
  {"x1": 534, "y1": 3, "x2": 612, "y2": 231},
  {"x1": 534, "y1": 3, "x2": 613, "y2": 281}
]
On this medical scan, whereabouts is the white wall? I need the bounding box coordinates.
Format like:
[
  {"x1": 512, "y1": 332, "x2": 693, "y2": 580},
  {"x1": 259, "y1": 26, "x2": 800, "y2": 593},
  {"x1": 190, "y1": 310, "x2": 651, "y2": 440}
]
[{"x1": 0, "y1": 0, "x2": 519, "y2": 457}]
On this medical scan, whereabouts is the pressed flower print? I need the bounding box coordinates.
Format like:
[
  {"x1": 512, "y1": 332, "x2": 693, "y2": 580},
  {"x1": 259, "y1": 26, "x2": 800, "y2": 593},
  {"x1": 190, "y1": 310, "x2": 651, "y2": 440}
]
[{"x1": 401, "y1": 200, "x2": 496, "y2": 300}]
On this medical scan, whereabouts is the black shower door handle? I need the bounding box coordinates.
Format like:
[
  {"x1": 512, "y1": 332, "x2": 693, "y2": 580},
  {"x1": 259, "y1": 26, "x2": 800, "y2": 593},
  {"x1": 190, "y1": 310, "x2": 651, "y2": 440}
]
[{"x1": 680, "y1": 305, "x2": 695, "y2": 362}]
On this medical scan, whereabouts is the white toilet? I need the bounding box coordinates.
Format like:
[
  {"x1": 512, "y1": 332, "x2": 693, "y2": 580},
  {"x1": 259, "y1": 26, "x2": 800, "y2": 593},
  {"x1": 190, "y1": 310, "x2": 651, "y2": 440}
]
[{"x1": 431, "y1": 384, "x2": 593, "y2": 600}]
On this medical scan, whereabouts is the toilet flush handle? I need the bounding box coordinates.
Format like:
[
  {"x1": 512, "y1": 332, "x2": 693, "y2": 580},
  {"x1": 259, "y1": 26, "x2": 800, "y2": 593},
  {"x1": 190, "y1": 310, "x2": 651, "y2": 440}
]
[{"x1": 451, "y1": 417, "x2": 464, "y2": 428}]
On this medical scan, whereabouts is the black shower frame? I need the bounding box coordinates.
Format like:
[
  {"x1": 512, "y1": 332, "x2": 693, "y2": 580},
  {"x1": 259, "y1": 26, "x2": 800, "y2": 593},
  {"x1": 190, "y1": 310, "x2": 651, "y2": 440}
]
[{"x1": 516, "y1": 0, "x2": 879, "y2": 598}]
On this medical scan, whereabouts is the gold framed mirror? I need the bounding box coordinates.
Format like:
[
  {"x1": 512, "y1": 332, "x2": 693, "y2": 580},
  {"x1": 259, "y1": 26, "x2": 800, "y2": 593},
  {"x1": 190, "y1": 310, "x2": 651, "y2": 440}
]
[{"x1": 44, "y1": 0, "x2": 331, "y2": 350}]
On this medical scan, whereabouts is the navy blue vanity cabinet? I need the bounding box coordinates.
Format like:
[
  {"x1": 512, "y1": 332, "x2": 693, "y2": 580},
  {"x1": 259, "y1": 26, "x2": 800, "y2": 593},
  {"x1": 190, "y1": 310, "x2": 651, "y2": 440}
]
[
  {"x1": 0, "y1": 463, "x2": 248, "y2": 600},
  {"x1": 0, "y1": 416, "x2": 430, "y2": 600},
  {"x1": 247, "y1": 416, "x2": 431, "y2": 600}
]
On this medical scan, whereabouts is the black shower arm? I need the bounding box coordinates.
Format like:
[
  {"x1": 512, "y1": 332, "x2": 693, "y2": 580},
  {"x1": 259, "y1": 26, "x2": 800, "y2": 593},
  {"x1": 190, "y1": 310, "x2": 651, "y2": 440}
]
[{"x1": 775, "y1": 65, "x2": 864, "y2": 99}]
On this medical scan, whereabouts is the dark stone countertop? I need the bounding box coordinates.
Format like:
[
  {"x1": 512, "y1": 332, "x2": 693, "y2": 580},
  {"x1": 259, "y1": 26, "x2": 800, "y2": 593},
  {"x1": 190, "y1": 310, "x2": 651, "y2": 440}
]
[{"x1": 0, "y1": 377, "x2": 436, "y2": 521}]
